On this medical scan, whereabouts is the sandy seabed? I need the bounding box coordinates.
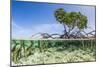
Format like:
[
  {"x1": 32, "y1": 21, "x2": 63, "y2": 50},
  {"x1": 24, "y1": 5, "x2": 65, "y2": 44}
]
[{"x1": 12, "y1": 47, "x2": 96, "y2": 66}]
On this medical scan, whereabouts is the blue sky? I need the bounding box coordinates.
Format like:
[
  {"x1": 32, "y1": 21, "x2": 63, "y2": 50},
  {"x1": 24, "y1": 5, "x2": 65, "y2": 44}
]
[{"x1": 12, "y1": 1, "x2": 95, "y2": 39}]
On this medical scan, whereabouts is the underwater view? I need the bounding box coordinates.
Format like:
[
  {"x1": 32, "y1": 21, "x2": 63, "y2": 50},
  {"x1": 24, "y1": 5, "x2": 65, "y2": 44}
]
[{"x1": 11, "y1": 39, "x2": 96, "y2": 66}]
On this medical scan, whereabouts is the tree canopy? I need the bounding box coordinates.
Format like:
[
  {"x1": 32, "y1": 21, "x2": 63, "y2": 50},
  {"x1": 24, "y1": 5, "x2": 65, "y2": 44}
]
[{"x1": 54, "y1": 8, "x2": 88, "y2": 31}]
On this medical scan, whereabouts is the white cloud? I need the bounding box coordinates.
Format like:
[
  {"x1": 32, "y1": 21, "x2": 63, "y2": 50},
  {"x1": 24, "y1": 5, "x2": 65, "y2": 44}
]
[
  {"x1": 32, "y1": 24, "x2": 63, "y2": 34},
  {"x1": 12, "y1": 23, "x2": 64, "y2": 39},
  {"x1": 12, "y1": 22, "x2": 95, "y2": 39}
]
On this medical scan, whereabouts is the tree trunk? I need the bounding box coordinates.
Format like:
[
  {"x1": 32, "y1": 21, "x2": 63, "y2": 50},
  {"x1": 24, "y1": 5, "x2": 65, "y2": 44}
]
[{"x1": 62, "y1": 23, "x2": 68, "y2": 38}]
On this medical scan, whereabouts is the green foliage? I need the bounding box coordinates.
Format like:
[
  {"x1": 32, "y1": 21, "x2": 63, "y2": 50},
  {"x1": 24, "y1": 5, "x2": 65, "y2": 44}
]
[
  {"x1": 54, "y1": 8, "x2": 66, "y2": 23},
  {"x1": 54, "y1": 8, "x2": 88, "y2": 31}
]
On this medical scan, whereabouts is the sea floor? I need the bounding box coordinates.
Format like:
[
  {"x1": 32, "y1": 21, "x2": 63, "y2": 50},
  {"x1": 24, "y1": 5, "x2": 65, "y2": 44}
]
[{"x1": 12, "y1": 47, "x2": 96, "y2": 66}]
